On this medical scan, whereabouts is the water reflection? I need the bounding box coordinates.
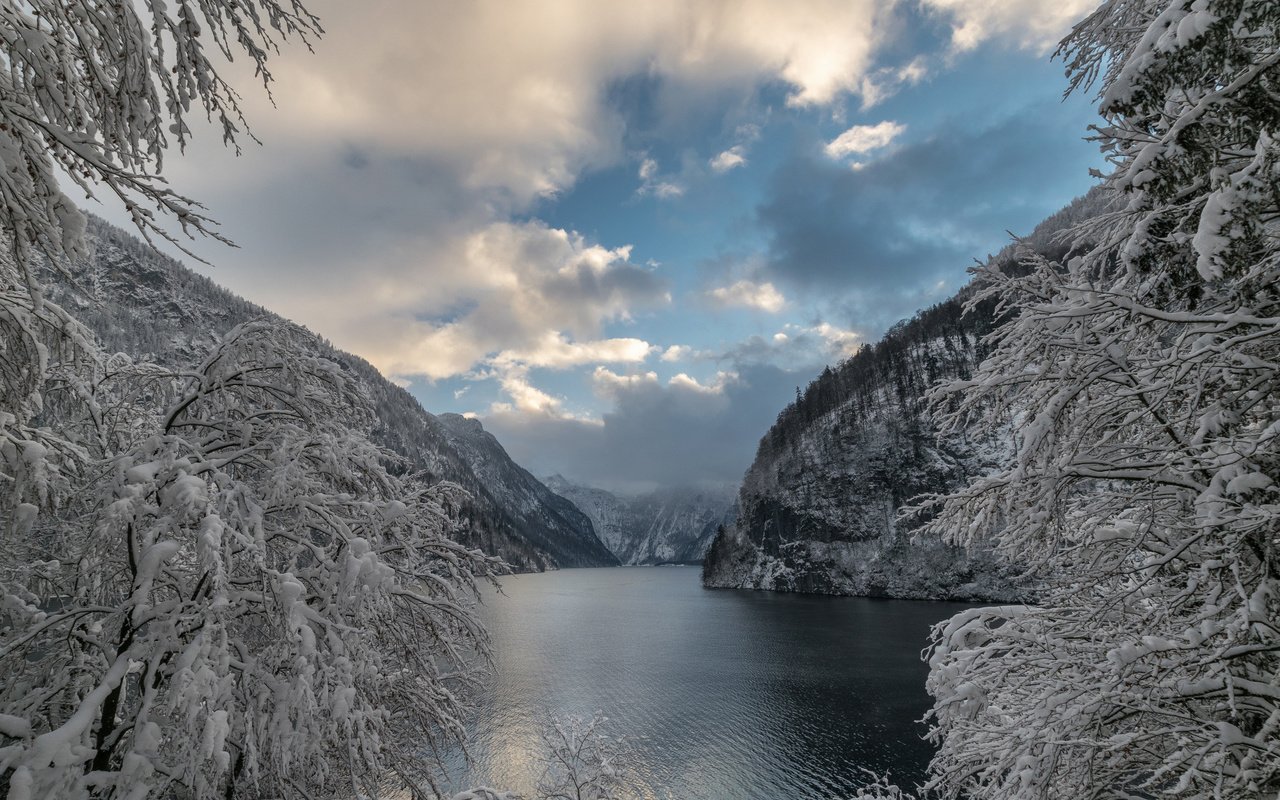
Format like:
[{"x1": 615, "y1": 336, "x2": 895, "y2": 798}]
[{"x1": 437, "y1": 567, "x2": 973, "y2": 799}]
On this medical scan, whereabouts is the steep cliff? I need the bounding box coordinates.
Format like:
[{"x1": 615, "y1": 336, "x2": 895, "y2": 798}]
[{"x1": 702, "y1": 192, "x2": 1107, "y2": 600}]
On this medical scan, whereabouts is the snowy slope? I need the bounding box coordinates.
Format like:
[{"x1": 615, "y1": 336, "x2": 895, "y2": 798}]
[
  {"x1": 543, "y1": 476, "x2": 736, "y2": 565},
  {"x1": 702, "y1": 192, "x2": 1109, "y2": 600},
  {"x1": 45, "y1": 216, "x2": 617, "y2": 571}
]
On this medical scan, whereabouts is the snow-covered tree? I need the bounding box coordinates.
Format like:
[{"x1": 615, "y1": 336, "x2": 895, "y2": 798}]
[
  {"x1": 536, "y1": 715, "x2": 630, "y2": 800},
  {"x1": 916, "y1": 1, "x2": 1280, "y2": 797},
  {"x1": 0, "y1": 0, "x2": 321, "y2": 286},
  {"x1": 0, "y1": 4, "x2": 509, "y2": 798},
  {"x1": 2, "y1": 320, "x2": 501, "y2": 799}
]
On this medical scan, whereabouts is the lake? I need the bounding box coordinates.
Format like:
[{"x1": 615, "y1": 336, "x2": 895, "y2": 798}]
[{"x1": 437, "y1": 567, "x2": 973, "y2": 799}]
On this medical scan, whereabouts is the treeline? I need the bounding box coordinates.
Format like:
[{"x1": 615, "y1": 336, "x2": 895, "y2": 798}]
[{"x1": 754, "y1": 188, "x2": 1111, "y2": 467}]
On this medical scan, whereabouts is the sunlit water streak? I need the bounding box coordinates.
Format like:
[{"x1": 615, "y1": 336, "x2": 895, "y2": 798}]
[{"x1": 435, "y1": 567, "x2": 974, "y2": 799}]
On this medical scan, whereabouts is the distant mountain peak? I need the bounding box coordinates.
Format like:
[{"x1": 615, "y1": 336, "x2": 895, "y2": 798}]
[{"x1": 545, "y1": 476, "x2": 736, "y2": 566}]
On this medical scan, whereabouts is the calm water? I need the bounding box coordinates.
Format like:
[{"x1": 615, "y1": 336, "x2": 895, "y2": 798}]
[{"x1": 438, "y1": 567, "x2": 973, "y2": 799}]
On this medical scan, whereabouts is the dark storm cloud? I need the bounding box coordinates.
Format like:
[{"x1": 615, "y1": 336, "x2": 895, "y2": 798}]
[
  {"x1": 757, "y1": 108, "x2": 1097, "y2": 293},
  {"x1": 483, "y1": 363, "x2": 816, "y2": 492}
]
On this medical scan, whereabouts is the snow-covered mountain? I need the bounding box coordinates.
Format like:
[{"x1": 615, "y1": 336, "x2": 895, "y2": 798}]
[
  {"x1": 702, "y1": 193, "x2": 1108, "y2": 600},
  {"x1": 46, "y1": 216, "x2": 618, "y2": 571},
  {"x1": 543, "y1": 476, "x2": 736, "y2": 565}
]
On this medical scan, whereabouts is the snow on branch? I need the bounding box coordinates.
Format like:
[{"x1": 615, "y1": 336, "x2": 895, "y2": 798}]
[{"x1": 0, "y1": 318, "x2": 504, "y2": 800}]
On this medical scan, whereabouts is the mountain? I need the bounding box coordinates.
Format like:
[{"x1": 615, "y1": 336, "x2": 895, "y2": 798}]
[
  {"x1": 435, "y1": 415, "x2": 619, "y2": 567},
  {"x1": 702, "y1": 192, "x2": 1109, "y2": 600},
  {"x1": 46, "y1": 215, "x2": 617, "y2": 571},
  {"x1": 543, "y1": 476, "x2": 736, "y2": 565}
]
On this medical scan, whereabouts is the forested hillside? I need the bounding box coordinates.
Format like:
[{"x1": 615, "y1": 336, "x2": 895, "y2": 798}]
[
  {"x1": 46, "y1": 216, "x2": 617, "y2": 571},
  {"x1": 702, "y1": 190, "x2": 1109, "y2": 599}
]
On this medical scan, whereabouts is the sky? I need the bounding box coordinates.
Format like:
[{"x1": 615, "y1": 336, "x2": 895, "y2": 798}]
[{"x1": 95, "y1": 0, "x2": 1105, "y2": 493}]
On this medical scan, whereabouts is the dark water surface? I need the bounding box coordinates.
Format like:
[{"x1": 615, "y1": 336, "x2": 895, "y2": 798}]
[{"x1": 439, "y1": 567, "x2": 973, "y2": 799}]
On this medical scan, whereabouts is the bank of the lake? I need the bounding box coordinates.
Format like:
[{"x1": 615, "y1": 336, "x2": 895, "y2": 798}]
[{"x1": 439, "y1": 567, "x2": 976, "y2": 798}]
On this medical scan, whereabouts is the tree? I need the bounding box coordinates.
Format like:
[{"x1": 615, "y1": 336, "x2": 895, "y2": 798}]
[
  {"x1": 0, "y1": 3, "x2": 505, "y2": 798},
  {"x1": 915, "y1": 1, "x2": 1280, "y2": 797},
  {"x1": 536, "y1": 714, "x2": 630, "y2": 800},
  {"x1": 0, "y1": 0, "x2": 321, "y2": 287},
  {"x1": 1, "y1": 321, "x2": 501, "y2": 799}
]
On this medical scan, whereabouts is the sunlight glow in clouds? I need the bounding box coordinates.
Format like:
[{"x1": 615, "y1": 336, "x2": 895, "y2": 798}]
[
  {"x1": 707, "y1": 280, "x2": 787, "y2": 313},
  {"x1": 359, "y1": 220, "x2": 668, "y2": 382},
  {"x1": 111, "y1": 0, "x2": 1105, "y2": 486}
]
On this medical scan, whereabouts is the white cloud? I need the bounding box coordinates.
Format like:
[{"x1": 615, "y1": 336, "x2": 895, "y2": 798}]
[
  {"x1": 354, "y1": 220, "x2": 668, "y2": 381},
  {"x1": 492, "y1": 333, "x2": 654, "y2": 370},
  {"x1": 920, "y1": 0, "x2": 1100, "y2": 54},
  {"x1": 859, "y1": 57, "x2": 929, "y2": 108},
  {"x1": 661, "y1": 344, "x2": 693, "y2": 362},
  {"x1": 808, "y1": 322, "x2": 862, "y2": 357},
  {"x1": 669, "y1": 371, "x2": 739, "y2": 395},
  {"x1": 211, "y1": 1, "x2": 898, "y2": 204},
  {"x1": 824, "y1": 120, "x2": 906, "y2": 159},
  {"x1": 706, "y1": 280, "x2": 787, "y2": 312},
  {"x1": 592, "y1": 366, "x2": 660, "y2": 398},
  {"x1": 592, "y1": 366, "x2": 737, "y2": 403},
  {"x1": 710, "y1": 122, "x2": 763, "y2": 174},
  {"x1": 497, "y1": 370, "x2": 566, "y2": 415},
  {"x1": 637, "y1": 157, "x2": 685, "y2": 199},
  {"x1": 710, "y1": 146, "x2": 748, "y2": 172}
]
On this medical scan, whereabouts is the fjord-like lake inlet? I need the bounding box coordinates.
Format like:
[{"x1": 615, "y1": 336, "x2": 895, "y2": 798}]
[{"x1": 441, "y1": 567, "x2": 974, "y2": 798}]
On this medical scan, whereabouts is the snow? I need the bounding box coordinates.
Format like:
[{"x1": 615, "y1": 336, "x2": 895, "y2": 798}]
[{"x1": 0, "y1": 713, "x2": 32, "y2": 738}]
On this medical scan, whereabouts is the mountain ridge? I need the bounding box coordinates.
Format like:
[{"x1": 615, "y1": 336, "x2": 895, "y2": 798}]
[{"x1": 48, "y1": 215, "x2": 618, "y2": 571}]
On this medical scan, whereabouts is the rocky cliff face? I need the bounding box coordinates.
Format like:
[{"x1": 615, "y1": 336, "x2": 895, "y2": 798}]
[
  {"x1": 543, "y1": 476, "x2": 736, "y2": 565},
  {"x1": 702, "y1": 192, "x2": 1108, "y2": 600},
  {"x1": 45, "y1": 216, "x2": 617, "y2": 571},
  {"x1": 701, "y1": 301, "x2": 1021, "y2": 600}
]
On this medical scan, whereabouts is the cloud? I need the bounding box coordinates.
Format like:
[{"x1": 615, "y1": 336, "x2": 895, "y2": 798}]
[
  {"x1": 858, "y1": 58, "x2": 929, "y2": 108},
  {"x1": 592, "y1": 366, "x2": 660, "y2": 397},
  {"x1": 755, "y1": 108, "x2": 1098, "y2": 328},
  {"x1": 637, "y1": 157, "x2": 685, "y2": 199},
  {"x1": 709, "y1": 122, "x2": 762, "y2": 173},
  {"x1": 669, "y1": 370, "x2": 739, "y2": 394},
  {"x1": 706, "y1": 279, "x2": 786, "y2": 312},
  {"x1": 351, "y1": 220, "x2": 668, "y2": 381},
  {"x1": 713, "y1": 322, "x2": 862, "y2": 368},
  {"x1": 492, "y1": 333, "x2": 654, "y2": 370},
  {"x1": 484, "y1": 361, "x2": 815, "y2": 490},
  {"x1": 478, "y1": 314, "x2": 861, "y2": 489},
  {"x1": 920, "y1": 0, "x2": 1100, "y2": 54},
  {"x1": 661, "y1": 344, "x2": 693, "y2": 362},
  {"x1": 824, "y1": 120, "x2": 906, "y2": 160},
  {"x1": 212, "y1": 0, "x2": 903, "y2": 204},
  {"x1": 710, "y1": 146, "x2": 748, "y2": 172},
  {"x1": 493, "y1": 369, "x2": 571, "y2": 417}
]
